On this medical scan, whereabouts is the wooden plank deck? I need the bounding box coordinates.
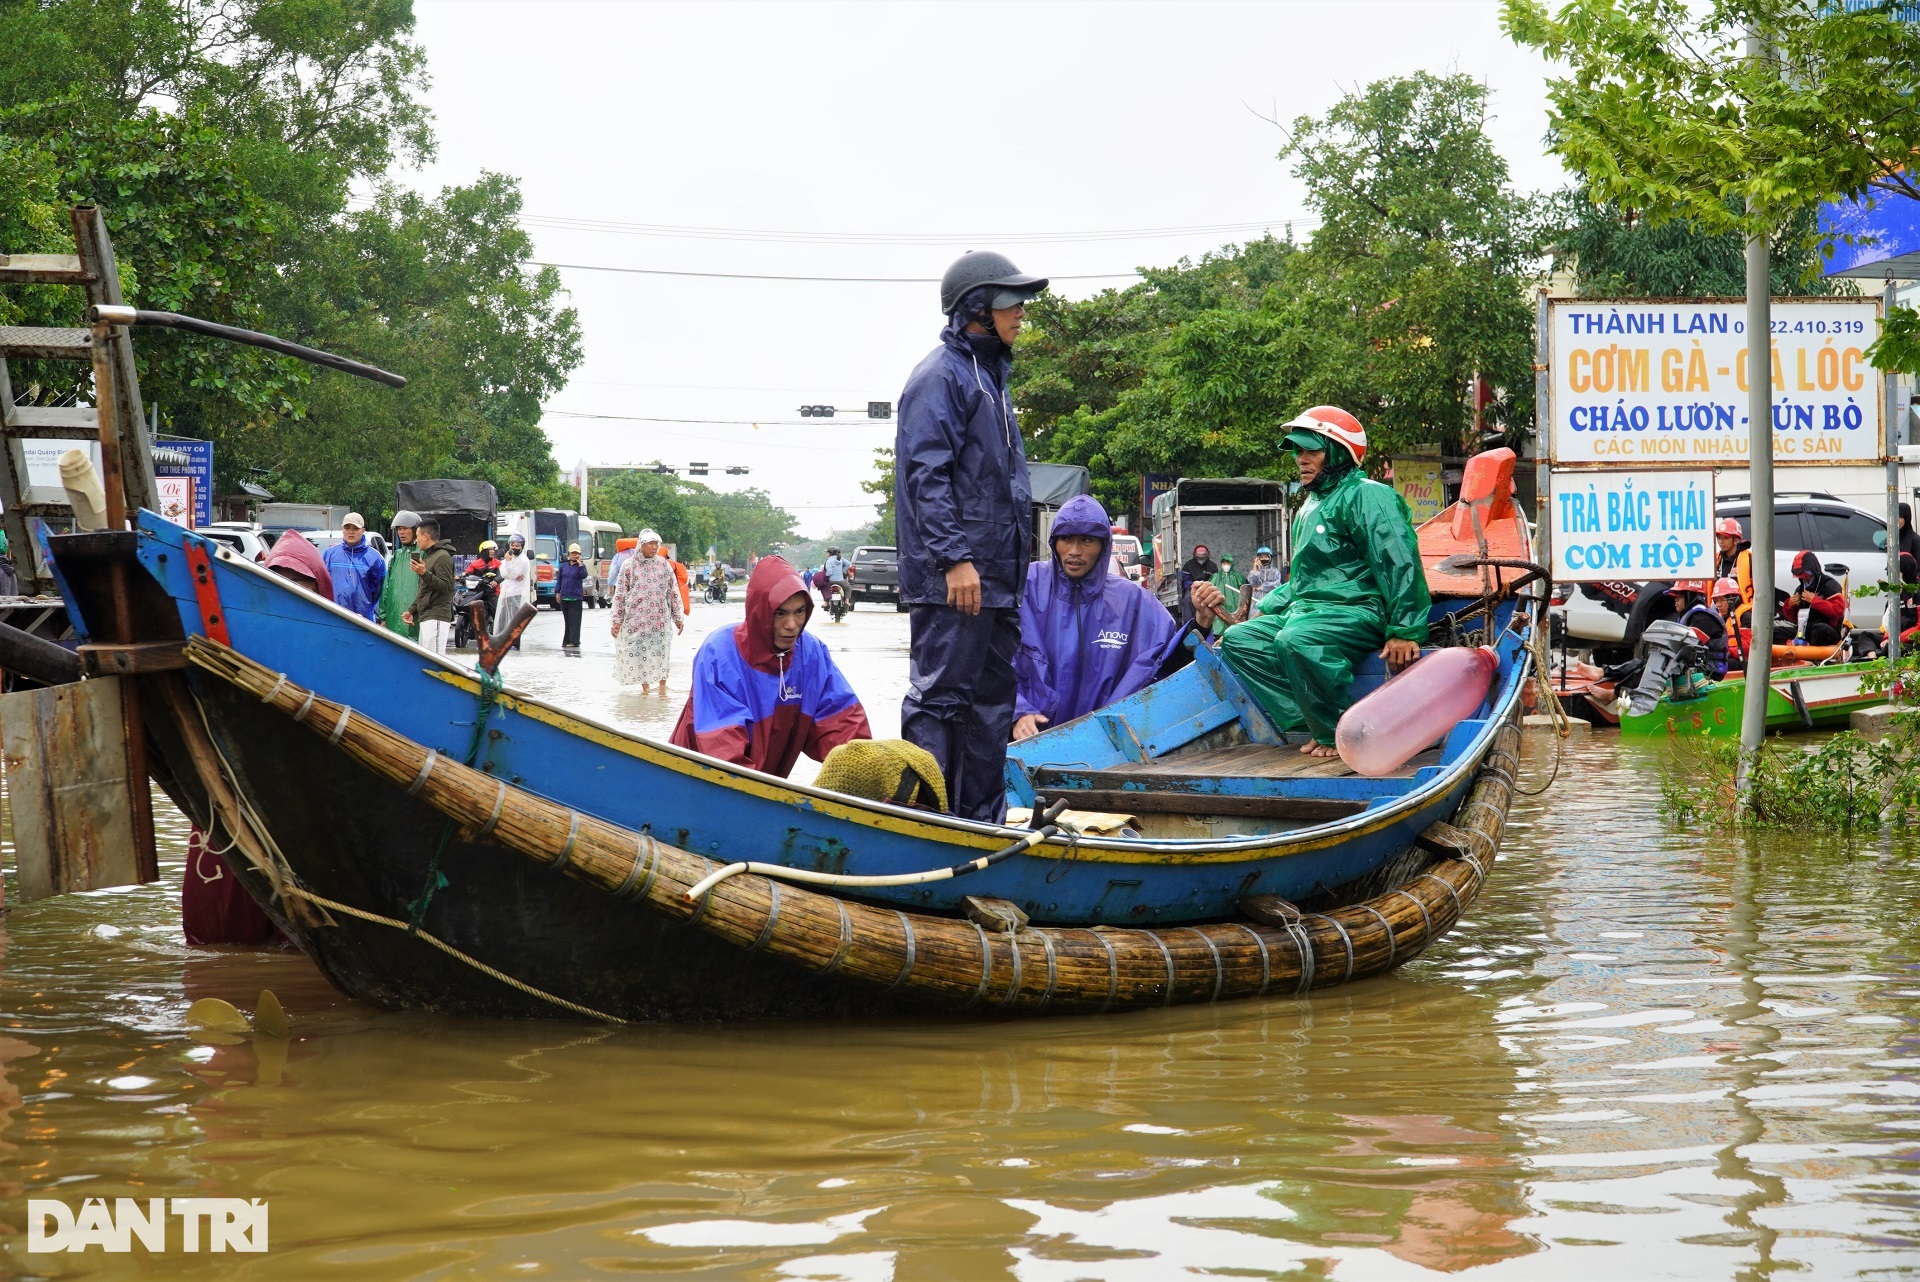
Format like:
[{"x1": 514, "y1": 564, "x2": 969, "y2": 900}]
[{"x1": 1041, "y1": 743, "x2": 1444, "y2": 787}]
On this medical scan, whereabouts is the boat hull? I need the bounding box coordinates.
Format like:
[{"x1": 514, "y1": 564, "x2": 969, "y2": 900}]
[
  {"x1": 62, "y1": 515, "x2": 1527, "y2": 925},
  {"x1": 1619, "y1": 661, "x2": 1881, "y2": 738},
  {"x1": 173, "y1": 640, "x2": 1522, "y2": 1021},
  {"x1": 43, "y1": 518, "x2": 1533, "y2": 1021}
]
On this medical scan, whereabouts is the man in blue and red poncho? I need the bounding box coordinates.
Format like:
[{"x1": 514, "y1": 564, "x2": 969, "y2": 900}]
[
  {"x1": 669, "y1": 556, "x2": 872, "y2": 776},
  {"x1": 1012, "y1": 494, "x2": 1187, "y2": 741}
]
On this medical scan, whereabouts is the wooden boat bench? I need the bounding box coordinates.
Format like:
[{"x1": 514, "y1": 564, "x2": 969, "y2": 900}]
[{"x1": 1032, "y1": 742, "x2": 1445, "y2": 822}]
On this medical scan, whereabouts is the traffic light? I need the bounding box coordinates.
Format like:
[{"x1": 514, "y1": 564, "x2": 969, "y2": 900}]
[
  {"x1": 867, "y1": 401, "x2": 892, "y2": 420},
  {"x1": 725, "y1": 466, "x2": 750, "y2": 476},
  {"x1": 650, "y1": 463, "x2": 675, "y2": 475},
  {"x1": 798, "y1": 404, "x2": 836, "y2": 418},
  {"x1": 689, "y1": 461, "x2": 708, "y2": 476}
]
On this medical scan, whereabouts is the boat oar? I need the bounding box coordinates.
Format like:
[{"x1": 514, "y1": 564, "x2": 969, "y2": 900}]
[{"x1": 682, "y1": 797, "x2": 1072, "y2": 903}]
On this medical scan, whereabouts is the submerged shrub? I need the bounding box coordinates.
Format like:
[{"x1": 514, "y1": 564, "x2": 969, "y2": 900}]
[{"x1": 1658, "y1": 654, "x2": 1920, "y2": 832}]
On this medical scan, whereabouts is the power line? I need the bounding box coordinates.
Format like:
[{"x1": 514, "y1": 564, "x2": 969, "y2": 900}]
[
  {"x1": 545, "y1": 410, "x2": 889, "y2": 426},
  {"x1": 532, "y1": 261, "x2": 1141, "y2": 283},
  {"x1": 521, "y1": 214, "x2": 1313, "y2": 246}
]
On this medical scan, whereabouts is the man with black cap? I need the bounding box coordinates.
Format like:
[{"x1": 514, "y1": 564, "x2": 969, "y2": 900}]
[{"x1": 894, "y1": 250, "x2": 1047, "y2": 821}]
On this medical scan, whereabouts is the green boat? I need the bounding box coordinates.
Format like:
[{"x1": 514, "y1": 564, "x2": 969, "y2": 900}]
[{"x1": 1619, "y1": 659, "x2": 1882, "y2": 738}]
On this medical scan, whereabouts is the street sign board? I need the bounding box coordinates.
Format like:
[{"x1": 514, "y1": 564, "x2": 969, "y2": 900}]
[
  {"x1": 1546, "y1": 298, "x2": 1884, "y2": 467},
  {"x1": 155, "y1": 437, "x2": 213, "y2": 526},
  {"x1": 1549, "y1": 468, "x2": 1716, "y2": 583},
  {"x1": 1390, "y1": 457, "x2": 1445, "y2": 524}
]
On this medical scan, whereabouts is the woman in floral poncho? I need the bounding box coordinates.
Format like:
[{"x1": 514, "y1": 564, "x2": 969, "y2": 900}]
[{"x1": 610, "y1": 528, "x2": 684, "y2": 690}]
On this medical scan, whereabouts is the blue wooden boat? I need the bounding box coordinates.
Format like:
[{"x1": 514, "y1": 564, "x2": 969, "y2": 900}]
[{"x1": 43, "y1": 464, "x2": 1538, "y2": 1022}]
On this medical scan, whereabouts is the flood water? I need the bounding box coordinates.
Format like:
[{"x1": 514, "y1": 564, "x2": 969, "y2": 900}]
[{"x1": 4, "y1": 599, "x2": 1920, "y2": 1279}]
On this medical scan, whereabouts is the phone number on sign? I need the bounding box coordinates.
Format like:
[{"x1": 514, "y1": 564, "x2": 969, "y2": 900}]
[{"x1": 1770, "y1": 319, "x2": 1868, "y2": 334}]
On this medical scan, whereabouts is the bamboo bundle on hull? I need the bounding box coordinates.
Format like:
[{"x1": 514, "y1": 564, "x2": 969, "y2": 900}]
[{"x1": 184, "y1": 638, "x2": 1519, "y2": 1014}]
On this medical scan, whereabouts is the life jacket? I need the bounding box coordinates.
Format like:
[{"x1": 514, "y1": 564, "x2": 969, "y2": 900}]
[{"x1": 1733, "y1": 547, "x2": 1754, "y2": 630}]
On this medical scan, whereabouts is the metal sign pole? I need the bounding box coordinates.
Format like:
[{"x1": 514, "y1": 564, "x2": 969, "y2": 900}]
[
  {"x1": 1534, "y1": 291, "x2": 1551, "y2": 571},
  {"x1": 1887, "y1": 277, "x2": 1904, "y2": 665},
  {"x1": 1738, "y1": 232, "x2": 1775, "y2": 769}
]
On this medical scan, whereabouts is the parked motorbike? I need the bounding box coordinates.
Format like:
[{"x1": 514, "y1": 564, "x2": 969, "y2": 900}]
[{"x1": 452, "y1": 573, "x2": 497, "y2": 649}]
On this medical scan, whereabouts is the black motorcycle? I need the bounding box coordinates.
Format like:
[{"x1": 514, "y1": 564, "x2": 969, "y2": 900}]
[
  {"x1": 452, "y1": 572, "x2": 498, "y2": 649},
  {"x1": 705, "y1": 570, "x2": 727, "y2": 603}
]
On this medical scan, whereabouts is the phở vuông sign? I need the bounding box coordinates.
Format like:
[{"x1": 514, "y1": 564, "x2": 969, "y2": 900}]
[
  {"x1": 1547, "y1": 298, "x2": 1884, "y2": 466},
  {"x1": 1549, "y1": 469, "x2": 1716, "y2": 583}
]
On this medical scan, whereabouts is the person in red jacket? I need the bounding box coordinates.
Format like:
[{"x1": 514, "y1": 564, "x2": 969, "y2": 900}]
[
  {"x1": 1780, "y1": 549, "x2": 1847, "y2": 646},
  {"x1": 669, "y1": 557, "x2": 871, "y2": 776}
]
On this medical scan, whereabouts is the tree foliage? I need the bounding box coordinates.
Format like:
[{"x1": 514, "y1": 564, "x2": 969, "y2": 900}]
[
  {"x1": 860, "y1": 447, "x2": 896, "y2": 544},
  {"x1": 0, "y1": 0, "x2": 582, "y2": 520},
  {"x1": 1013, "y1": 72, "x2": 1541, "y2": 521},
  {"x1": 1552, "y1": 184, "x2": 1847, "y2": 298},
  {"x1": 589, "y1": 471, "x2": 796, "y2": 565},
  {"x1": 1503, "y1": 0, "x2": 1920, "y2": 234}
]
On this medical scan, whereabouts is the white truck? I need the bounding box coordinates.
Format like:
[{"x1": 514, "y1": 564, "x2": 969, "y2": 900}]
[{"x1": 259, "y1": 503, "x2": 350, "y2": 543}]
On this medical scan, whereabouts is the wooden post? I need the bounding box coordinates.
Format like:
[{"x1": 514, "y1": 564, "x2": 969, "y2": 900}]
[{"x1": 0, "y1": 677, "x2": 145, "y2": 899}]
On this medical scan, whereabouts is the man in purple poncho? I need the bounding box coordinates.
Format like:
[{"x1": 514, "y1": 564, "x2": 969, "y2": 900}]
[{"x1": 1012, "y1": 494, "x2": 1187, "y2": 740}]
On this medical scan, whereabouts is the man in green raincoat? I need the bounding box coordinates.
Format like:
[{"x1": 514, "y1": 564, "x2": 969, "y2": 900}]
[
  {"x1": 377, "y1": 510, "x2": 422, "y2": 640},
  {"x1": 1210, "y1": 406, "x2": 1430, "y2": 757}
]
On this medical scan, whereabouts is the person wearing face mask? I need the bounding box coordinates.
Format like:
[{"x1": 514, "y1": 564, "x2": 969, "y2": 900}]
[
  {"x1": 894, "y1": 250, "x2": 1047, "y2": 821},
  {"x1": 493, "y1": 533, "x2": 531, "y2": 650},
  {"x1": 669, "y1": 556, "x2": 870, "y2": 777},
  {"x1": 1209, "y1": 406, "x2": 1430, "y2": 758}
]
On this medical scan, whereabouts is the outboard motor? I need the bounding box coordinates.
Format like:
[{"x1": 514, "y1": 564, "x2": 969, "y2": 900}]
[{"x1": 1627, "y1": 618, "x2": 1706, "y2": 716}]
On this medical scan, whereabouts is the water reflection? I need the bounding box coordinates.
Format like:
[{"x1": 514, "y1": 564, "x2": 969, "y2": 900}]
[{"x1": 0, "y1": 612, "x2": 1917, "y2": 1277}]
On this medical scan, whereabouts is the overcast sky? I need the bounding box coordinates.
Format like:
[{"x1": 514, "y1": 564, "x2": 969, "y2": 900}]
[{"x1": 405, "y1": 0, "x2": 1565, "y2": 538}]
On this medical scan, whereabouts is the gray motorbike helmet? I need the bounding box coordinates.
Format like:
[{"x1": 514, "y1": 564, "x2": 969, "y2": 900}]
[{"x1": 939, "y1": 250, "x2": 1049, "y2": 316}]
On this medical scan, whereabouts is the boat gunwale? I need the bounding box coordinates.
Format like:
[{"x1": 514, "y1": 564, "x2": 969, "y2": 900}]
[{"x1": 128, "y1": 511, "x2": 1534, "y2": 862}]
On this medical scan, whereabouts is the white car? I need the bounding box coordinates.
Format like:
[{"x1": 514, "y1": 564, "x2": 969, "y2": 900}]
[
  {"x1": 1553, "y1": 492, "x2": 1893, "y2": 659},
  {"x1": 199, "y1": 522, "x2": 270, "y2": 563}
]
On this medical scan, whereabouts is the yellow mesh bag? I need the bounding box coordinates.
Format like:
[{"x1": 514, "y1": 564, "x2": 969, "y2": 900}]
[{"x1": 814, "y1": 739, "x2": 949, "y2": 813}]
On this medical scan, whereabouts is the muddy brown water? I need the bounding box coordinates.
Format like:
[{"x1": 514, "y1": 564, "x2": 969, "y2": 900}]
[{"x1": 2, "y1": 603, "x2": 1918, "y2": 1278}]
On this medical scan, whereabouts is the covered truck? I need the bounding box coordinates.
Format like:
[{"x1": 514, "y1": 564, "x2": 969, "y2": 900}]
[
  {"x1": 1029, "y1": 462, "x2": 1093, "y2": 556},
  {"x1": 394, "y1": 479, "x2": 498, "y2": 564},
  {"x1": 1150, "y1": 477, "x2": 1288, "y2": 613}
]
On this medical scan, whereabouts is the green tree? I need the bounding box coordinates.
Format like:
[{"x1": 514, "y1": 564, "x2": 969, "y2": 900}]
[
  {"x1": 0, "y1": 0, "x2": 582, "y2": 518},
  {"x1": 1014, "y1": 73, "x2": 1540, "y2": 517},
  {"x1": 590, "y1": 471, "x2": 795, "y2": 565},
  {"x1": 256, "y1": 173, "x2": 582, "y2": 518},
  {"x1": 1271, "y1": 70, "x2": 1541, "y2": 457},
  {"x1": 1552, "y1": 183, "x2": 1846, "y2": 297},
  {"x1": 860, "y1": 447, "x2": 895, "y2": 543},
  {"x1": 1502, "y1": 0, "x2": 1920, "y2": 236}
]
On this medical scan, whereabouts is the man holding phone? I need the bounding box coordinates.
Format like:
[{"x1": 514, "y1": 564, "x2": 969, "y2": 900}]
[{"x1": 402, "y1": 519, "x2": 456, "y2": 655}]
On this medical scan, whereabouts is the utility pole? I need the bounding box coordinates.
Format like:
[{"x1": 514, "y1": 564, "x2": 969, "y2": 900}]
[
  {"x1": 1738, "y1": 34, "x2": 1775, "y2": 779},
  {"x1": 1887, "y1": 274, "x2": 1904, "y2": 664}
]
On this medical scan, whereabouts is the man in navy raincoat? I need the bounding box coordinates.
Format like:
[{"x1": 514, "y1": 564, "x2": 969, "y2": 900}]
[
  {"x1": 1012, "y1": 494, "x2": 1186, "y2": 741},
  {"x1": 895, "y1": 251, "x2": 1047, "y2": 821}
]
